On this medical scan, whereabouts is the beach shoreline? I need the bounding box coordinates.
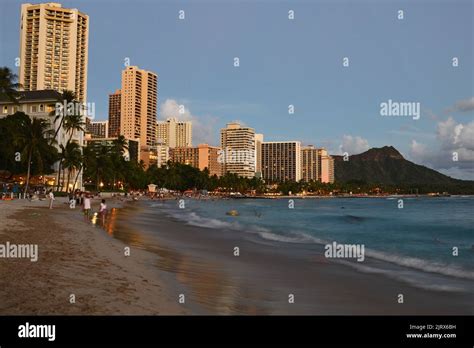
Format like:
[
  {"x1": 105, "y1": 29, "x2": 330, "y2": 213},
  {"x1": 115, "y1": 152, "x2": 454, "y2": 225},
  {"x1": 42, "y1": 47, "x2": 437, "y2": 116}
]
[
  {"x1": 1, "y1": 197, "x2": 473, "y2": 315},
  {"x1": 102, "y1": 199, "x2": 474, "y2": 315},
  {"x1": 0, "y1": 197, "x2": 187, "y2": 315}
]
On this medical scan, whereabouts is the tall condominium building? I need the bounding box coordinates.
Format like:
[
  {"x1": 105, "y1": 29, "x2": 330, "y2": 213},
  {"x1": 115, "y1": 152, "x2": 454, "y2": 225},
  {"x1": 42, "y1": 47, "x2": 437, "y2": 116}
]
[
  {"x1": 319, "y1": 148, "x2": 335, "y2": 184},
  {"x1": 108, "y1": 89, "x2": 121, "y2": 138},
  {"x1": 85, "y1": 118, "x2": 108, "y2": 138},
  {"x1": 157, "y1": 117, "x2": 192, "y2": 148},
  {"x1": 120, "y1": 66, "x2": 158, "y2": 162},
  {"x1": 301, "y1": 145, "x2": 319, "y2": 182},
  {"x1": 262, "y1": 141, "x2": 301, "y2": 182},
  {"x1": 301, "y1": 146, "x2": 335, "y2": 183},
  {"x1": 170, "y1": 147, "x2": 198, "y2": 167},
  {"x1": 198, "y1": 144, "x2": 222, "y2": 177},
  {"x1": 156, "y1": 142, "x2": 170, "y2": 168},
  {"x1": 220, "y1": 122, "x2": 256, "y2": 178},
  {"x1": 19, "y1": 3, "x2": 89, "y2": 102},
  {"x1": 169, "y1": 144, "x2": 222, "y2": 177},
  {"x1": 255, "y1": 133, "x2": 264, "y2": 178}
]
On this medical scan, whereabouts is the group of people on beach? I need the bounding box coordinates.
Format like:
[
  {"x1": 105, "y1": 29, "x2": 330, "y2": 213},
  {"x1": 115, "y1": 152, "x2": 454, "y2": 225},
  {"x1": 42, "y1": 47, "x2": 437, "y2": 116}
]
[{"x1": 46, "y1": 189, "x2": 108, "y2": 225}]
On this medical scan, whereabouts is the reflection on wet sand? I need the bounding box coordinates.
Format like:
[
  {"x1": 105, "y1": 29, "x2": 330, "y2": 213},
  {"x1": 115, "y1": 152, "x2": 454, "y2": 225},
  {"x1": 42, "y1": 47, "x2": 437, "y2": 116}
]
[{"x1": 102, "y1": 204, "x2": 268, "y2": 314}]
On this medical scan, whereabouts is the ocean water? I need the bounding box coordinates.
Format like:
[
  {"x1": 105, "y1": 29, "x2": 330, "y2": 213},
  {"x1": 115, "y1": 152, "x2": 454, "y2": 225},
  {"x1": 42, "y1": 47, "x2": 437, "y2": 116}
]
[{"x1": 147, "y1": 196, "x2": 474, "y2": 293}]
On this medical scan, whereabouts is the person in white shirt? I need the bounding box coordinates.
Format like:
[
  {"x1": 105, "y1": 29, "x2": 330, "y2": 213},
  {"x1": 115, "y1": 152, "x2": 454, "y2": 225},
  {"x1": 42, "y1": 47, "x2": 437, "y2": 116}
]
[
  {"x1": 99, "y1": 199, "x2": 107, "y2": 225},
  {"x1": 83, "y1": 194, "x2": 91, "y2": 220},
  {"x1": 48, "y1": 190, "x2": 55, "y2": 209}
]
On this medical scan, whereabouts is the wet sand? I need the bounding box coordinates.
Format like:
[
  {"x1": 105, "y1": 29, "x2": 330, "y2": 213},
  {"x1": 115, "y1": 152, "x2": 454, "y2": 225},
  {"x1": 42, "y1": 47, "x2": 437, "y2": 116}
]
[
  {"x1": 0, "y1": 197, "x2": 472, "y2": 315},
  {"x1": 105, "y1": 201, "x2": 474, "y2": 315},
  {"x1": 0, "y1": 198, "x2": 185, "y2": 315}
]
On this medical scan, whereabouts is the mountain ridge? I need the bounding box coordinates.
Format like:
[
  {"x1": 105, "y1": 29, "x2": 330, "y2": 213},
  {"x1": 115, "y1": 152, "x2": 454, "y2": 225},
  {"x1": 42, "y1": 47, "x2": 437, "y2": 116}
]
[{"x1": 333, "y1": 146, "x2": 472, "y2": 186}]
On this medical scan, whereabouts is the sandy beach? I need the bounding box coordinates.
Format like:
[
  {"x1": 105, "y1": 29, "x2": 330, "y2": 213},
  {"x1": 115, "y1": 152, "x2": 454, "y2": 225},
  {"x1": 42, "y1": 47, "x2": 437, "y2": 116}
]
[
  {"x1": 0, "y1": 197, "x2": 186, "y2": 315},
  {"x1": 0, "y1": 197, "x2": 472, "y2": 315}
]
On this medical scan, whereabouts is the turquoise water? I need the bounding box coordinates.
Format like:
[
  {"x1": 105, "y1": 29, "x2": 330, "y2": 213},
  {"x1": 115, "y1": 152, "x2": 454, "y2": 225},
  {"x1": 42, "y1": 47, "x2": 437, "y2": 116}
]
[{"x1": 148, "y1": 196, "x2": 474, "y2": 291}]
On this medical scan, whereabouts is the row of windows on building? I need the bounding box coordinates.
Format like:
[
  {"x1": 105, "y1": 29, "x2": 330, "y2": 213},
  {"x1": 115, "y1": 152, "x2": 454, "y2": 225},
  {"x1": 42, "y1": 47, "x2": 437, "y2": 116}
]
[{"x1": 2, "y1": 104, "x2": 52, "y2": 114}]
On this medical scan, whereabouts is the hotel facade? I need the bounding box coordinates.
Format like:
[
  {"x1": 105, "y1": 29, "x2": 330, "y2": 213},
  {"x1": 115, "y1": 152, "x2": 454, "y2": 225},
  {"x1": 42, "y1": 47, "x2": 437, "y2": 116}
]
[
  {"x1": 262, "y1": 141, "x2": 302, "y2": 182},
  {"x1": 15, "y1": 2, "x2": 90, "y2": 190},
  {"x1": 120, "y1": 66, "x2": 158, "y2": 165},
  {"x1": 319, "y1": 148, "x2": 335, "y2": 184},
  {"x1": 169, "y1": 144, "x2": 222, "y2": 177},
  {"x1": 255, "y1": 133, "x2": 264, "y2": 178},
  {"x1": 157, "y1": 117, "x2": 192, "y2": 148},
  {"x1": 19, "y1": 2, "x2": 89, "y2": 102},
  {"x1": 156, "y1": 142, "x2": 170, "y2": 168},
  {"x1": 108, "y1": 89, "x2": 121, "y2": 138},
  {"x1": 85, "y1": 118, "x2": 108, "y2": 138},
  {"x1": 220, "y1": 122, "x2": 256, "y2": 178},
  {"x1": 301, "y1": 146, "x2": 335, "y2": 184},
  {"x1": 301, "y1": 145, "x2": 319, "y2": 182}
]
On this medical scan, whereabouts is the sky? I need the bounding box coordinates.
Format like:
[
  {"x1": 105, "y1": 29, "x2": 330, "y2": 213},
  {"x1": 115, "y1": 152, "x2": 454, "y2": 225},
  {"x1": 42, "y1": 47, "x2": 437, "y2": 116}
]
[{"x1": 1, "y1": 0, "x2": 473, "y2": 179}]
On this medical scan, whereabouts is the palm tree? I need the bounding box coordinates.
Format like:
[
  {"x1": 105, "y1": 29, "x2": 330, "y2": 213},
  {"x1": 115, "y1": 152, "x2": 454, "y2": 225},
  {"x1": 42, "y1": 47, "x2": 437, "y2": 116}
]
[
  {"x1": 50, "y1": 90, "x2": 84, "y2": 191},
  {"x1": 72, "y1": 145, "x2": 90, "y2": 190},
  {"x1": 86, "y1": 144, "x2": 113, "y2": 191},
  {"x1": 50, "y1": 90, "x2": 76, "y2": 140},
  {"x1": 0, "y1": 67, "x2": 21, "y2": 103},
  {"x1": 109, "y1": 135, "x2": 128, "y2": 189},
  {"x1": 112, "y1": 135, "x2": 128, "y2": 156},
  {"x1": 15, "y1": 116, "x2": 54, "y2": 194},
  {"x1": 63, "y1": 113, "x2": 85, "y2": 143},
  {"x1": 61, "y1": 141, "x2": 82, "y2": 192}
]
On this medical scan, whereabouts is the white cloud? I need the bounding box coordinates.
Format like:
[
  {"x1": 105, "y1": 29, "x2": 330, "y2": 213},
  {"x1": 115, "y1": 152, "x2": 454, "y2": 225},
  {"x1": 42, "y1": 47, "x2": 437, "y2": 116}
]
[
  {"x1": 410, "y1": 140, "x2": 427, "y2": 158},
  {"x1": 159, "y1": 99, "x2": 218, "y2": 145},
  {"x1": 339, "y1": 135, "x2": 370, "y2": 155},
  {"x1": 437, "y1": 117, "x2": 474, "y2": 152},
  {"x1": 409, "y1": 117, "x2": 474, "y2": 180}
]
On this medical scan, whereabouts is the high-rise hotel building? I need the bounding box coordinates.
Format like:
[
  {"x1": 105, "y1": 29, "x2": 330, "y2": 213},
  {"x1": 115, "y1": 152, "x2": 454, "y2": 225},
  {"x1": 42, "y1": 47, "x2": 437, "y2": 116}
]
[
  {"x1": 319, "y1": 148, "x2": 335, "y2": 184},
  {"x1": 156, "y1": 142, "x2": 170, "y2": 168},
  {"x1": 157, "y1": 117, "x2": 192, "y2": 148},
  {"x1": 301, "y1": 146, "x2": 335, "y2": 183},
  {"x1": 120, "y1": 66, "x2": 158, "y2": 163},
  {"x1": 85, "y1": 118, "x2": 108, "y2": 138},
  {"x1": 301, "y1": 145, "x2": 319, "y2": 182},
  {"x1": 169, "y1": 144, "x2": 222, "y2": 177},
  {"x1": 220, "y1": 123, "x2": 256, "y2": 178},
  {"x1": 255, "y1": 133, "x2": 264, "y2": 178},
  {"x1": 19, "y1": 2, "x2": 89, "y2": 102},
  {"x1": 108, "y1": 89, "x2": 121, "y2": 138},
  {"x1": 262, "y1": 141, "x2": 301, "y2": 182}
]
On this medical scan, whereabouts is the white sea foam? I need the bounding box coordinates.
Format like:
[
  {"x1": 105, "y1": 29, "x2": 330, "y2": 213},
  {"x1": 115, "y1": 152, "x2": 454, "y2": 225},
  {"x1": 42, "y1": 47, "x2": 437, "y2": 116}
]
[
  {"x1": 159, "y1": 205, "x2": 474, "y2": 282},
  {"x1": 336, "y1": 259, "x2": 469, "y2": 292},
  {"x1": 256, "y1": 230, "x2": 322, "y2": 244},
  {"x1": 171, "y1": 211, "x2": 239, "y2": 230},
  {"x1": 364, "y1": 250, "x2": 474, "y2": 280}
]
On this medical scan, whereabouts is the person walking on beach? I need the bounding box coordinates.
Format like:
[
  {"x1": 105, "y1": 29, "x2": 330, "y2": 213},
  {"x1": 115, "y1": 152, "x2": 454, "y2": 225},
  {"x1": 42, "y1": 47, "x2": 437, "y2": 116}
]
[
  {"x1": 99, "y1": 199, "x2": 107, "y2": 225},
  {"x1": 83, "y1": 194, "x2": 91, "y2": 221},
  {"x1": 48, "y1": 189, "x2": 55, "y2": 209}
]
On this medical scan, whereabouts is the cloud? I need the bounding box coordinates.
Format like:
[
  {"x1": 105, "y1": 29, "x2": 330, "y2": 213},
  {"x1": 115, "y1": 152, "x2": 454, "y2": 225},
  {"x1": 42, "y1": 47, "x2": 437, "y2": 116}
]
[
  {"x1": 446, "y1": 97, "x2": 474, "y2": 113},
  {"x1": 454, "y1": 97, "x2": 474, "y2": 112},
  {"x1": 410, "y1": 140, "x2": 427, "y2": 158},
  {"x1": 159, "y1": 99, "x2": 218, "y2": 145},
  {"x1": 437, "y1": 117, "x2": 474, "y2": 152},
  {"x1": 339, "y1": 135, "x2": 370, "y2": 155},
  {"x1": 409, "y1": 117, "x2": 474, "y2": 180}
]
